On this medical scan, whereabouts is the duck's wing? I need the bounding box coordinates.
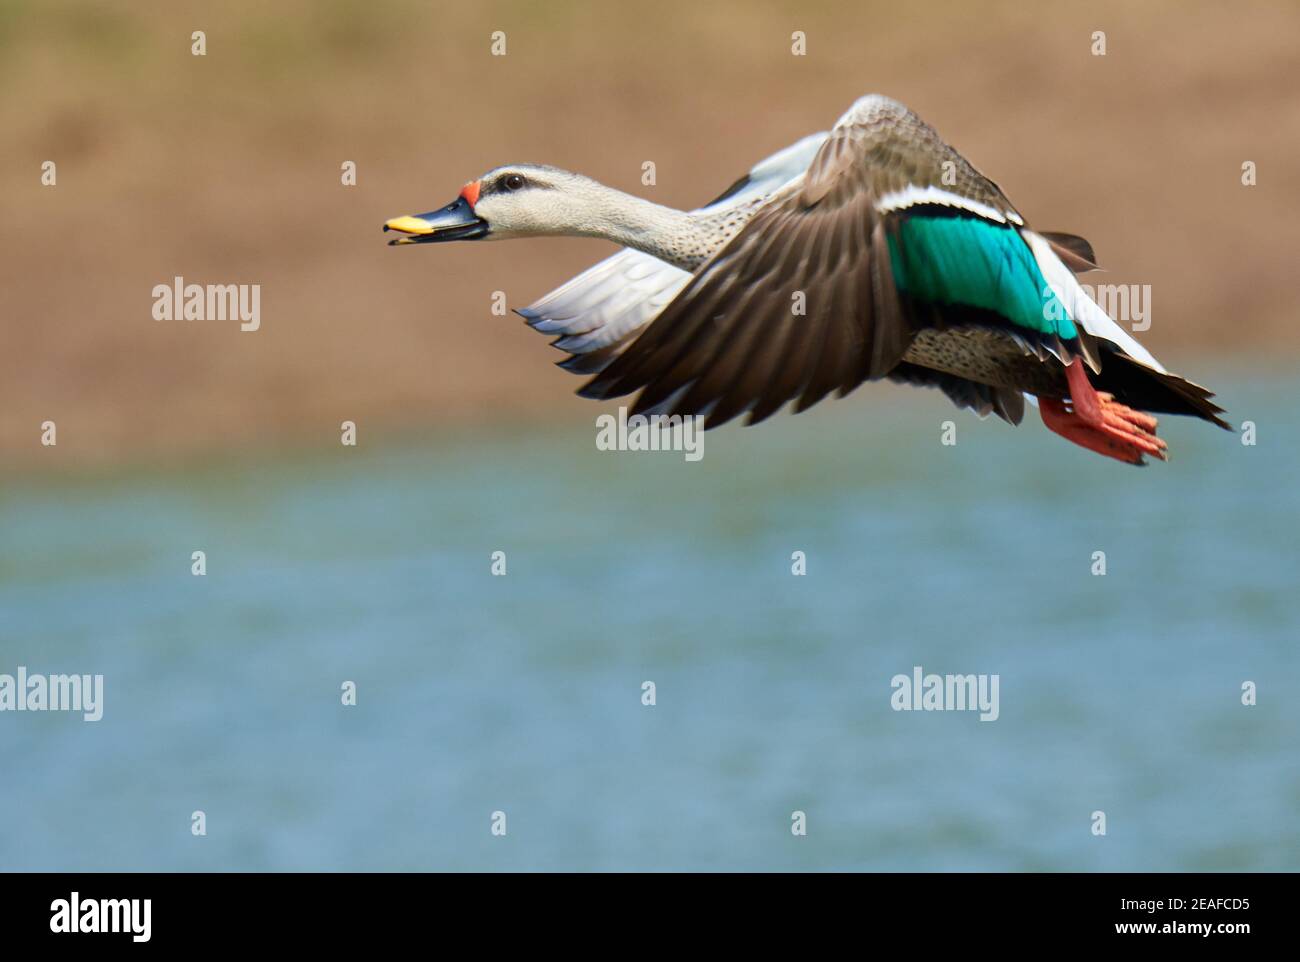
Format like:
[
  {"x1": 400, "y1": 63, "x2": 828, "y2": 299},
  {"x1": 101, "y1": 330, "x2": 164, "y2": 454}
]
[
  {"x1": 517, "y1": 249, "x2": 689, "y2": 372},
  {"x1": 516, "y1": 133, "x2": 829, "y2": 371},
  {"x1": 579, "y1": 95, "x2": 1000, "y2": 426},
  {"x1": 888, "y1": 362, "x2": 1026, "y2": 425},
  {"x1": 579, "y1": 94, "x2": 1194, "y2": 427}
]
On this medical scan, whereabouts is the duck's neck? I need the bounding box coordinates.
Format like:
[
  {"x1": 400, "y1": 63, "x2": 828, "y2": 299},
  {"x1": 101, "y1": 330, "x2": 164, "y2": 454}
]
[{"x1": 568, "y1": 183, "x2": 720, "y2": 272}]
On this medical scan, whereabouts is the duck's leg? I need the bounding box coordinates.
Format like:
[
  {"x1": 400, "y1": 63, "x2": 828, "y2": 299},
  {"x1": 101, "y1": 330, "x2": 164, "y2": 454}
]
[{"x1": 1039, "y1": 359, "x2": 1168, "y2": 465}]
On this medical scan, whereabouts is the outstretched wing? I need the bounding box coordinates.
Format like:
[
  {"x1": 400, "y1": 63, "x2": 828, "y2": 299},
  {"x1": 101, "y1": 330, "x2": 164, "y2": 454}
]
[
  {"x1": 516, "y1": 133, "x2": 830, "y2": 375},
  {"x1": 579, "y1": 95, "x2": 1030, "y2": 427}
]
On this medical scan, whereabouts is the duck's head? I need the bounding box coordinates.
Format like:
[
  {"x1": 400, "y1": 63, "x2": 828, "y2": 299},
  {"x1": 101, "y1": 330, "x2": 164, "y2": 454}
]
[{"x1": 384, "y1": 164, "x2": 589, "y2": 245}]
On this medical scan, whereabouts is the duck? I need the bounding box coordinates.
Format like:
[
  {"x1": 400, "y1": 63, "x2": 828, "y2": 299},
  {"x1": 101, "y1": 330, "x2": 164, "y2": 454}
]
[{"x1": 383, "y1": 94, "x2": 1228, "y2": 465}]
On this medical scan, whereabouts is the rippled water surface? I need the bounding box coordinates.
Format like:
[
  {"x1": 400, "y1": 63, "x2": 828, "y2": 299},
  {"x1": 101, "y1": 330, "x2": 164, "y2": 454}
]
[{"x1": 2, "y1": 377, "x2": 1297, "y2": 871}]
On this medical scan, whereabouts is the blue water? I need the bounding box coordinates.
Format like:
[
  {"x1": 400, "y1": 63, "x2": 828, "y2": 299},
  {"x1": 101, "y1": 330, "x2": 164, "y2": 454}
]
[{"x1": 1, "y1": 378, "x2": 1297, "y2": 871}]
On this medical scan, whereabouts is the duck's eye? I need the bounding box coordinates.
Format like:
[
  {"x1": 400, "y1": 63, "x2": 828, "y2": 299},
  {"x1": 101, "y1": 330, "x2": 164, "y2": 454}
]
[{"x1": 503, "y1": 174, "x2": 525, "y2": 191}]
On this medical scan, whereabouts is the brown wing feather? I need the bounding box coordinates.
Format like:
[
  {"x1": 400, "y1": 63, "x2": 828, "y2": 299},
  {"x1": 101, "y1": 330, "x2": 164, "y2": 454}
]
[
  {"x1": 1040, "y1": 231, "x2": 1099, "y2": 272},
  {"x1": 579, "y1": 96, "x2": 1035, "y2": 427},
  {"x1": 580, "y1": 128, "x2": 921, "y2": 426}
]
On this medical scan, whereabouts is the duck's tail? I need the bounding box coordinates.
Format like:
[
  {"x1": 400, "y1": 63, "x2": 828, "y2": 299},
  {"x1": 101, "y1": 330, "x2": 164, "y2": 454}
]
[{"x1": 1091, "y1": 348, "x2": 1230, "y2": 429}]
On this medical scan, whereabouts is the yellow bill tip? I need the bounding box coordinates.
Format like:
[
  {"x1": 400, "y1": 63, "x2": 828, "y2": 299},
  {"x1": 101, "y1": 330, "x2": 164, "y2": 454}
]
[{"x1": 384, "y1": 215, "x2": 435, "y2": 235}]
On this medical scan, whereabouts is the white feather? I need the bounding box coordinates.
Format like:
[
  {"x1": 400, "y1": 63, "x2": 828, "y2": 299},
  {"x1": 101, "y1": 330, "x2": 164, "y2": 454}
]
[
  {"x1": 876, "y1": 184, "x2": 1012, "y2": 224},
  {"x1": 522, "y1": 252, "x2": 645, "y2": 331},
  {"x1": 549, "y1": 257, "x2": 690, "y2": 353},
  {"x1": 1023, "y1": 230, "x2": 1166, "y2": 372}
]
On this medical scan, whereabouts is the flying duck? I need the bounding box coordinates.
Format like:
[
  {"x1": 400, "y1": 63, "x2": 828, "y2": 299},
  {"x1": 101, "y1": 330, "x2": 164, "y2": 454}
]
[{"x1": 384, "y1": 94, "x2": 1227, "y2": 465}]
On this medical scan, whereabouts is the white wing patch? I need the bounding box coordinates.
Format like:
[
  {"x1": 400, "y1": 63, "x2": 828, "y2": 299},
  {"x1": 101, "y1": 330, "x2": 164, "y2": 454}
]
[
  {"x1": 875, "y1": 184, "x2": 1018, "y2": 224},
  {"x1": 521, "y1": 249, "x2": 691, "y2": 353},
  {"x1": 1023, "y1": 230, "x2": 1165, "y2": 372}
]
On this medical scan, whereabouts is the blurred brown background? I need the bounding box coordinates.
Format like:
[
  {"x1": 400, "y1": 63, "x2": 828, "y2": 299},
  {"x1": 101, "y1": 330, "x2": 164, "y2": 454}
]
[{"x1": 3, "y1": 0, "x2": 1297, "y2": 465}]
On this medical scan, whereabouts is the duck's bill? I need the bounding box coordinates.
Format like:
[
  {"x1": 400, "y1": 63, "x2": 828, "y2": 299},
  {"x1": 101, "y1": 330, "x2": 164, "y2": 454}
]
[{"x1": 383, "y1": 197, "x2": 488, "y2": 245}]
